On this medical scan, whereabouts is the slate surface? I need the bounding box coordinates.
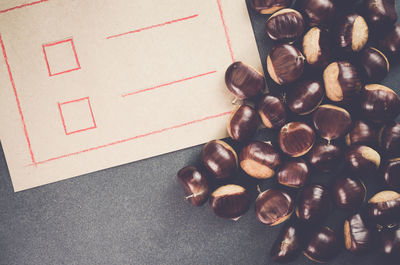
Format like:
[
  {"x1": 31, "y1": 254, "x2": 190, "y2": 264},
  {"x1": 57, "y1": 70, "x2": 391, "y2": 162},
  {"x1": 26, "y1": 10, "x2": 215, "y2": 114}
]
[{"x1": 0, "y1": 1, "x2": 400, "y2": 265}]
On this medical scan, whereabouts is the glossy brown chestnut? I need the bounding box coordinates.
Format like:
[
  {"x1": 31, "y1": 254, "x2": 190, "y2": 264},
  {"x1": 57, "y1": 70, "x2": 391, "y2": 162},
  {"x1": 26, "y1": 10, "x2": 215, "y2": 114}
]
[
  {"x1": 296, "y1": 184, "x2": 331, "y2": 224},
  {"x1": 299, "y1": 0, "x2": 336, "y2": 27},
  {"x1": 307, "y1": 140, "x2": 342, "y2": 172},
  {"x1": 344, "y1": 145, "x2": 381, "y2": 179},
  {"x1": 323, "y1": 61, "x2": 362, "y2": 103},
  {"x1": 258, "y1": 95, "x2": 287, "y2": 129},
  {"x1": 266, "y1": 8, "x2": 305, "y2": 43},
  {"x1": 279, "y1": 122, "x2": 315, "y2": 157},
  {"x1": 365, "y1": 0, "x2": 397, "y2": 33},
  {"x1": 209, "y1": 184, "x2": 251, "y2": 219},
  {"x1": 378, "y1": 225, "x2": 400, "y2": 259},
  {"x1": 367, "y1": 190, "x2": 400, "y2": 225},
  {"x1": 304, "y1": 226, "x2": 339, "y2": 262},
  {"x1": 201, "y1": 140, "x2": 238, "y2": 180},
  {"x1": 379, "y1": 23, "x2": 400, "y2": 60},
  {"x1": 360, "y1": 84, "x2": 400, "y2": 123},
  {"x1": 380, "y1": 122, "x2": 400, "y2": 157},
  {"x1": 249, "y1": 0, "x2": 293, "y2": 14},
  {"x1": 267, "y1": 44, "x2": 305, "y2": 85},
  {"x1": 277, "y1": 158, "x2": 310, "y2": 188},
  {"x1": 382, "y1": 158, "x2": 400, "y2": 191},
  {"x1": 302, "y1": 27, "x2": 331, "y2": 69},
  {"x1": 313, "y1": 104, "x2": 352, "y2": 141},
  {"x1": 357, "y1": 47, "x2": 389, "y2": 83},
  {"x1": 345, "y1": 120, "x2": 378, "y2": 147},
  {"x1": 344, "y1": 213, "x2": 373, "y2": 255},
  {"x1": 225, "y1": 61, "x2": 265, "y2": 100},
  {"x1": 227, "y1": 105, "x2": 259, "y2": 142},
  {"x1": 334, "y1": 13, "x2": 369, "y2": 53},
  {"x1": 270, "y1": 222, "x2": 303, "y2": 262},
  {"x1": 239, "y1": 141, "x2": 281, "y2": 179},
  {"x1": 255, "y1": 189, "x2": 294, "y2": 226},
  {"x1": 177, "y1": 166, "x2": 210, "y2": 206},
  {"x1": 333, "y1": 176, "x2": 366, "y2": 211},
  {"x1": 287, "y1": 79, "x2": 325, "y2": 115}
]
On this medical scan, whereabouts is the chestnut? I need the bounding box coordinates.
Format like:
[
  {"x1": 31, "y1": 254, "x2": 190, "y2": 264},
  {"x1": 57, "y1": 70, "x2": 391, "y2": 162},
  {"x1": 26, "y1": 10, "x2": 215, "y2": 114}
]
[
  {"x1": 302, "y1": 27, "x2": 331, "y2": 69},
  {"x1": 344, "y1": 145, "x2": 381, "y2": 179},
  {"x1": 255, "y1": 189, "x2": 294, "y2": 226},
  {"x1": 298, "y1": 0, "x2": 336, "y2": 27},
  {"x1": 239, "y1": 141, "x2": 281, "y2": 179},
  {"x1": 287, "y1": 79, "x2": 325, "y2": 115},
  {"x1": 334, "y1": 13, "x2": 369, "y2": 53},
  {"x1": 296, "y1": 184, "x2": 331, "y2": 224},
  {"x1": 277, "y1": 158, "x2": 310, "y2": 188},
  {"x1": 307, "y1": 140, "x2": 342, "y2": 172},
  {"x1": 367, "y1": 190, "x2": 400, "y2": 226},
  {"x1": 379, "y1": 121, "x2": 400, "y2": 157},
  {"x1": 357, "y1": 47, "x2": 389, "y2": 83},
  {"x1": 249, "y1": 0, "x2": 293, "y2": 15},
  {"x1": 323, "y1": 61, "x2": 362, "y2": 103},
  {"x1": 266, "y1": 8, "x2": 305, "y2": 43},
  {"x1": 345, "y1": 120, "x2": 378, "y2": 147},
  {"x1": 227, "y1": 105, "x2": 259, "y2": 142},
  {"x1": 360, "y1": 84, "x2": 400, "y2": 123},
  {"x1": 209, "y1": 184, "x2": 251, "y2": 219},
  {"x1": 225, "y1": 61, "x2": 265, "y2": 100},
  {"x1": 364, "y1": 0, "x2": 397, "y2": 34},
  {"x1": 313, "y1": 104, "x2": 352, "y2": 142},
  {"x1": 267, "y1": 44, "x2": 305, "y2": 85},
  {"x1": 344, "y1": 213, "x2": 373, "y2": 255},
  {"x1": 378, "y1": 225, "x2": 400, "y2": 259},
  {"x1": 379, "y1": 23, "x2": 400, "y2": 60},
  {"x1": 270, "y1": 222, "x2": 303, "y2": 262},
  {"x1": 332, "y1": 176, "x2": 366, "y2": 211},
  {"x1": 201, "y1": 140, "x2": 238, "y2": 180},
  {"x1": 304, "y1": 226, "x2": 339, "y2": 262},
  {"x1": 382, "y1": 158, "x2": 400, "y2": 192},
  {"x1": 177, "y1": 166, "x2": 210, "y2": 206},
  {"x1": 279, "y1": 122, "x2": 315, "y2": 157},
  {"x1": 258, "y1": 95, "x2": 287, "y2": 129}
]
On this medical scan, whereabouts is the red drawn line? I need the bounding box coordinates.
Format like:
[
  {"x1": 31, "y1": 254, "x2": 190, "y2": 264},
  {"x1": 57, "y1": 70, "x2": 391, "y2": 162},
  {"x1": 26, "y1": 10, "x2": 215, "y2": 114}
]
[
  {"x1": 42, "y1": 39, "x2": 81, "y2": 77},
  {"x1": 0, "y1": 0, "x2": 50, "y2": 14},
  {"x1": 33, "y1": 111, "x2": 232, "y2": 165},
  {"x1": 122, "y1": 70, "x2": 217, "y2": 97},
  {"x1": 0, "y1": 34, "x2": 36, "y2": 164},
  {"x1": 216, "y1": 0, "x2": 234, "y2": 62},
  {"x1": 58, "y1": 97, "x2": 97, "y2": 135},
  {"x1": 106, "y1": 14, "x2": 199, "y2": 40}
]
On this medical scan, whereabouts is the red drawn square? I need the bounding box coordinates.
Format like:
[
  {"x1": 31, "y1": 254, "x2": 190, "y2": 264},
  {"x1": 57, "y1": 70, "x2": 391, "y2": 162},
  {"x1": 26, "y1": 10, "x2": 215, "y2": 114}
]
[
  {"x1": 42, "y1": 38, "x2": 81, "y2": 76},
  {"x1": 58, "y1": 97, "x2": 96, "y2": 135}
]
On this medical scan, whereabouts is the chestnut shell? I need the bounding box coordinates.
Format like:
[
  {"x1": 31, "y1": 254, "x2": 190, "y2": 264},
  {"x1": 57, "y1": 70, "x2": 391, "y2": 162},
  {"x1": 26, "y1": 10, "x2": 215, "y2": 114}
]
[
  {"x1": 332, "y1": 176, "x2": 366, "y2": 211},
  {"x1": 365, "y1": 0, "x2": 397, "y2": 34},
  {"x1": 266, "y1": 8, "x2": 305, "y2": 43},
  {"x1": 304, "y1": 226, "x2": 339, "y2": 262},
  {"x1": 227, "y1": 105, "x2": 259, "y2": 142},
  {"x1": 258, "y1": 95, "x2": 287, "y2": 129},
  {"x1": 382, "y1": 158, "x2": 400, "y2": 191},
  {"x1": 277, "y1": 158, "x2": 310, "y2": 188},
  {"x1": 334, "y1": 13, "x2": 369, "y2": 53},
  {"x1": 279, "y1": 122, "x2": 316, "y2": 157},
  {"x1": 296, "y1": 184, "x2": 331, "y2": 224},
  {"x1": 378, "y1": 225, "x2": 400, "y2": 259},
  {"x1": 270, "y1": 222, "x2": 303, "y2": 262},
  {"x1": 209, "y1": 184, "x2": 250, "y2": 219},
  {"x1": 225, "y1": 61, "x2": 265, "y2": 99},
  {"x1": 201, "y1": 140, "x2": 238, "y2": 180},
  {"x1": 345, "y1": 120, "x2": 378, "y2": 147},
  {"x1": 367, "y1": 190, "x2": 400, "y2": 226},
  {"x1": 287, "y1": 79, "x2": 325, "y2": 115},
  {"x1": 255, "y1": 189, "x2": 294, "y2": 226},
  {"x1": 239, "y1": 141, "x2": 281, "y2": 179},
  {"x1": 177, "y1": 166, "x2": 210, "y2": 206},
  {"x1": 379, "y1": 23, "x2": 400, "y2": 60},
  {"x1": 249, "y1": 0, "x2": 293, "y2": 14},
  {"x1": 380, "y1": 121, "x2": 400, "y2": 157},
  {"x1": 344, "y1": 145, "x2": 381, "y2": 179},
  {"x1": 267, "y1": 44, "x2": 305, "y2": 85},
  {"x1": 357, "y1": 47, "x2": 389, "y2": 83},
  {"x1": 344, "y1": 213, "x2": 373, "y2": 255},
  {"x1": 299, "y1": 0, "x2": 336, "y2": 27},
  {"x1": 307, "y1": 140, "x2": 342, "y2": 172},
  {"x1": 313, "y1": 104, "x2": 352, "y2": 141},
  {"x1": 360, "y1": 84, "x2": 400, "y2": 123}
]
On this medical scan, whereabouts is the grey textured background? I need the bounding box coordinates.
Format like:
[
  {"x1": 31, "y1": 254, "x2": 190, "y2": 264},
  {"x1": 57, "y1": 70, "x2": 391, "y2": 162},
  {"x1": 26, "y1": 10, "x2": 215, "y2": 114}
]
[{"x1": 1, "y1": 1, "x2": 400, "y2": 265}]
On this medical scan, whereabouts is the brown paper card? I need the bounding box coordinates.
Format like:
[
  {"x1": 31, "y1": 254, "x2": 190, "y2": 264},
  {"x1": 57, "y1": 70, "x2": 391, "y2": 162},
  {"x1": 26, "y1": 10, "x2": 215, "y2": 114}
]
[{"x1": 0, "y1": 0, "x2": 262, "y2": 191}]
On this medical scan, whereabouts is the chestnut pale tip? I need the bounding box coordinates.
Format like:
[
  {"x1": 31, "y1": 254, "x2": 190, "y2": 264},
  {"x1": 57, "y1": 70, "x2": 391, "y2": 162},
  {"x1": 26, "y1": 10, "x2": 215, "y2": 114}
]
[
  {"x1": 352, "y1": 16, "x2": 369, "y2": 52},
  {"x1": 302, "y1": 27, "x2": 327, "y2": 67},
  {"x1": 368, "y1": 190, "x2": 400, "y2": 204}
]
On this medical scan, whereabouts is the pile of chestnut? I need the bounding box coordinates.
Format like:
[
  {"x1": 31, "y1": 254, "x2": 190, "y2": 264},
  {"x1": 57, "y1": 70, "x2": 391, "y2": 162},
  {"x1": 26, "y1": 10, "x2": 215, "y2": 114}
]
[{"x1": 177, "y1": 0, "x2": 400, "y2": 263}]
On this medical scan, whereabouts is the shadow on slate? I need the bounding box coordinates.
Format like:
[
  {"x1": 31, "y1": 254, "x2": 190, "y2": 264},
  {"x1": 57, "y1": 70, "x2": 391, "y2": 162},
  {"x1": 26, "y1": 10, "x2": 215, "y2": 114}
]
[{"x1": 0, "y1": 0, "x2": 400, "y2": 265}]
